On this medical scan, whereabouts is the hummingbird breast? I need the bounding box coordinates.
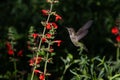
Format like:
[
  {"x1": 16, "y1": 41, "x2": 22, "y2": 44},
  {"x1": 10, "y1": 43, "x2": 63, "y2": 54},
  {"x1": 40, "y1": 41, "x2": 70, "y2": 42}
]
[{"x1": 70, "y1": 35, "x2": 78, "y2": 43}]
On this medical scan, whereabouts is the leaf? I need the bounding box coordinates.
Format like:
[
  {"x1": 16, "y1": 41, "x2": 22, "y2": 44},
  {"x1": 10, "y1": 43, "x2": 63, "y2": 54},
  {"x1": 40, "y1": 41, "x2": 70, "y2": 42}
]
[
  {"x1": 98, "y1": 68, "x2": 105, "y2": 78},
  {"x1": 70, "y1": 70, "x2": 80, "y2": 79},
  {"x1": 67, "y1": 53, "x2": 73, "y2": 62},
  {"x1": 106, "y1": 38, "x2": 114, "y2": 44},
  {"x1": 60, "y1": 57, "x2": 66, "y2": 64},
  {"x1": 38, "y1": 50, "x2": 45, "y2": 56},
  {"x1": 50, "y1": 52, "x2": 56, "y2": 56},
  {"x1": 26, "y1": 54, "x2": 33, "y2": 58},
  {"x1": 73, "y1": 60, "x2": 81, "y2": 63}
]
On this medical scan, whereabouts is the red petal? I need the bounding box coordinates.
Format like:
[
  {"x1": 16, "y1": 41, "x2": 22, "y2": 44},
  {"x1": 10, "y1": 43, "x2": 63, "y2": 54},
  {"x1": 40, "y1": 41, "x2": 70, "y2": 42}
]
[{"x1": 111, "y1": 27, "x2": 119, "y2": 35}]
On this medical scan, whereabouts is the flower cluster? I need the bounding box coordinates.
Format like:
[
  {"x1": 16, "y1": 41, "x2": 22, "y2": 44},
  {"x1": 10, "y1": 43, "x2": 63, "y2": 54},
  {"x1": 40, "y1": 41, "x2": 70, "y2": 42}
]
[
  {"x1": 111, "y1": 26, "x2": 120, "y2": 42},
  {"x1": 29, "y1": 56, "x2": 43, "y2": 66},
  {"x1": 6, "y1": 27, "x2": 23, "y2": 56},
  {"x1": 41, "y1": 10, "x2": 61, "y2": 21},
  {"x1": 6, "y1": 42, "x2": 23, "y2": 56},
  {"x1": 34, "y1": 70, "x2": 45, "y2": 80},
  {"x1": 6, "y1": 42, "x2": 14, "y2": 55},
  {"x1": 28, "y1": 0, "x2": 62, "y2": 80}
]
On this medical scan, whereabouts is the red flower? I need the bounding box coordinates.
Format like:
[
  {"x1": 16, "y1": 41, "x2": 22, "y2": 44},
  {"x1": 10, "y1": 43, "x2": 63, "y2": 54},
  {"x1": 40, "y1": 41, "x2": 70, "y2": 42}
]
[
  {"x1": 55, "y1": 14, "x2": 62, "y2": 21},
  {"x1": 49, "y1": 46, "x2": 54, "y2": 53},
  {"x1": 116, "y1": 35, "x2": 120, "y2": 42},
  {"x1": 46, "y1": 23, "x2": 51, "y2": 30},
  {"x1": 54, "y1": 40, "x2": 62, "y2": 46},
  {"x1": 6, "y1": 42, "x2": 14, "y2": 55},
  {"x1": 39, "y1": 73, "x2": 45, "y2": 80},
  {"x1": 29, "y1": 57, "x2": 42, "y2": 66},
  {"x1": 17, "y1": 50, "x2": 23, "y2": 56},
  {"x1": 34, "y1": 57, "x2": 42, "y2": 64},
  {"x1": 51, "y1": 22, "x2": 58, "y2": 29},
  {"x1": 32, "y1": 33, "x2": 39, "y2": 39},
  {"x1": 42, "y1": 38, "x2": 47, "y2": 43},
  {"x1": 8, "y1": 49, "x2": 14, "y2": 55},
  {"x1": 29, "y1": 59, "x2": 34, "y2": 66},
  {"x1": 6, "y1": 42, "x2": 12, "y2": 49},
  {"x1": 46, "y1": 33, "x2": 52, "y2": 38},
  {"x1": 34, "y1": 70, "x2": 41, "y2": 74},
  {"x1": 46, "y1": 22, "x2": 58, "y2": 30},
  {"x1": 111, "y1": 27, "x2": 119, "y2": 35},
  {"x1": 41, "y1": 9, "x2": 49, "y2": 15}
]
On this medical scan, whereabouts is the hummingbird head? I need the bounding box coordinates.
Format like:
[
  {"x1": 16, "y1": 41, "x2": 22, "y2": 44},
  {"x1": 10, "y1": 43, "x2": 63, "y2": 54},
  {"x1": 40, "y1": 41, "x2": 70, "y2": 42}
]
[{"x1": 66, "y1": 27, "x2": 75, "y2": 36}]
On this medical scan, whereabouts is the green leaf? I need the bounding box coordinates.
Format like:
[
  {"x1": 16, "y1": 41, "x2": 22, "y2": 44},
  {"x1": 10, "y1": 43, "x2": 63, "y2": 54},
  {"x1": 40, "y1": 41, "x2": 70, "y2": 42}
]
[
  {"x1": 26, "y1": 54, "x2": 33, "y2": 58},
  {"x1": 66, "y1": 53, "x2": 73, "y2": 62},
  {"x1": 50, "y1": 52, "x2": 56, "y2": 56},
  {"x1": 39, "y1": 50, "x2": 45, "y2": 56}
]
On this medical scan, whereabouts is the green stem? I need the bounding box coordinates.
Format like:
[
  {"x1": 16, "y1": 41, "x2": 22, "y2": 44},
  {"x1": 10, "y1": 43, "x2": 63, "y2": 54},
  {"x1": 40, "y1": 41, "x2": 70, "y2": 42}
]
[
  {"x1": 43, "y1": 44, "x2": 50, "y2": 77},
  {"x1": 60, "y1": 66, "x2": 67, "y2": 80},
  {"x1": 79, "y1": 48, "x2": 83, "y2": 55},
  {"x1": 60, "y1": 63, "x2": 72, "y2": 80},
  {"x1": 13, "y1": 58, "x2": 17, "y2": 80},
  {"x1": 109, "y1": 74, "x2": 120, "y2": 80},
  {"x1": 116, "y1": 46, "x2": 120, "y2": 61},
  {"x1": 10, "y1": 41, "x2": 17, "y2": 80},
  {"x1": 30, "y1": 2, "x2": 53, "y2": 80}
]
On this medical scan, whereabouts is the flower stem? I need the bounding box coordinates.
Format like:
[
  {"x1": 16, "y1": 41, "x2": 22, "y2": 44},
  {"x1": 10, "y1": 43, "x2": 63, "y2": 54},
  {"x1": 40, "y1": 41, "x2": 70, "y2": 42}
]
[
  {"x1": 60, "y1": 64, "x2": 71, "y2": 80},
  {"x1": 13, "y1": 57, "x2": 17, "y2": 80},
  {"x1": 11, "y1": 41, "x2": 17, "y2": 80},
  {"x1": 30, "y1": 2, "x2": 54, "y2": 80},
  {"x1": 43, "y1": 44, "x2": 50, "y2": 77},
  {"x1": 60, "y1": 67, "x2": 67, "y2": 80}
]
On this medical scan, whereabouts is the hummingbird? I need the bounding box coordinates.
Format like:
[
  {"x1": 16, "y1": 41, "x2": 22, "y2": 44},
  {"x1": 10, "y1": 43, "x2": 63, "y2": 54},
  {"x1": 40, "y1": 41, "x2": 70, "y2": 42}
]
[{"x1": 66, "y1": 20, "x2": 93, "y2": 50}]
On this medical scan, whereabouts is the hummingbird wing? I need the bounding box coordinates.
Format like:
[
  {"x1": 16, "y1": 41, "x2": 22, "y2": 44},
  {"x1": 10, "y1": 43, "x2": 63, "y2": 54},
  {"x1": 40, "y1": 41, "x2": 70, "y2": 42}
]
[{"x1": 76, "y1": 20, "x2": 93, "y2": 40}]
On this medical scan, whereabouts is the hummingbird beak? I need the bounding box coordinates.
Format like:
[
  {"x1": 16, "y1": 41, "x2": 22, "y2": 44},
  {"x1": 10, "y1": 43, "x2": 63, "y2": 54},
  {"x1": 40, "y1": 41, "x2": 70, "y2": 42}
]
[{"x1": 65, "y1": 27, "x2": 69, "y2": 30}]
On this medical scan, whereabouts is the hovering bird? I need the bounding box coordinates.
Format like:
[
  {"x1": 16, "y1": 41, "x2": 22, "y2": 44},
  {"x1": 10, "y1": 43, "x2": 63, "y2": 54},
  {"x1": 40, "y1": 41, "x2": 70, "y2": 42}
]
[{"x1": 66, "y1": 20, "x2": 93, "y2": 51}]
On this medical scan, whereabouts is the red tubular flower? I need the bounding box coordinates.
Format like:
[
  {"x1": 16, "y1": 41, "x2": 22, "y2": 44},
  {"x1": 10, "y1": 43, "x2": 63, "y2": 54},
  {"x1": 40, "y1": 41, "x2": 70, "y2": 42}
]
[
  {"x1": 111, "y1": 27, "x2": 119, "y2": 35},
  {"x1": 55, "y1": 14, "x2": 62, "y2": 21},
  {"x1": 51, "y1": 22, "x2": 58, "y2": 29},
  {"x1": 42, "y1": 38, "x2": 47, "y2": 43},
  {"x1": 41, "y1": 9, "x2": 49, "y2": 15},
  {"x1": 17, "y1": 50, "x2": 23, "y2": 56},
  {"x1": 8, "y1": 49, "x2": 14, "y2": 55},
  {"x1": 54, "y1": 40, "x2": 62, "y2": 46},
  {"x1": 32, "y1": 33, "x2": 39, "y2": 39},
  {"x1": 29, "y1": 59, "x2": 34, "y2": 66},
  {"x1": 39, "y1": 73, "x2": 45, "y2": 80},
  {"x1": 34, "y1": 70, "x2": 41, "y2": 74},
  {"x1": 29, "y1": 57, "x2": 42, "y2": 66},
  {"x1": 46, "y1": 22, "x2": 58, "y2": 30},
  {"x1": 46, "y1": 33, "x2": 52, "y2": 38},
  {"x1": 49, "y1": 46, "x2": 54, "y2": 53},
  {"x1": 6, "y1": 42, "x2": 14, "y2": 55},
  {"x1": 33, "y1": 57, "x2": 42, "y2": 64},
  {"x1": 46, "y1": 23, "x2": 51, "y2": 30},
  {"x1": 49, "y1": 48, "x2": 54, "y2": 53},
  {"x1": 116, "y1": 35, "x2": 120, "y2": 42}
]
